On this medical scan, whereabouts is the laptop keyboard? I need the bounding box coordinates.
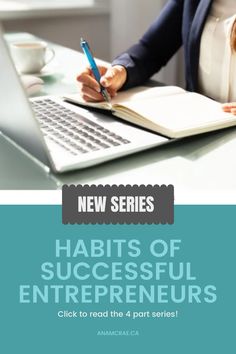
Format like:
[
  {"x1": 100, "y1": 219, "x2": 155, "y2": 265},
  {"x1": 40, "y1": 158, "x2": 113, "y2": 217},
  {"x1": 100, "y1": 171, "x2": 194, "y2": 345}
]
[{"x1": 32, "y1": 99, "x2": 130, "y2": 156}]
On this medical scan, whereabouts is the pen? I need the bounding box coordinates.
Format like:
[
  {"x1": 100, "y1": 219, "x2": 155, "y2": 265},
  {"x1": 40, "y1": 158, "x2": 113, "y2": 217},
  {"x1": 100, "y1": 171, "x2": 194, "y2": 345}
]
[{"x1": 80, "y1": 38, "x2": 111, "y2": 103}]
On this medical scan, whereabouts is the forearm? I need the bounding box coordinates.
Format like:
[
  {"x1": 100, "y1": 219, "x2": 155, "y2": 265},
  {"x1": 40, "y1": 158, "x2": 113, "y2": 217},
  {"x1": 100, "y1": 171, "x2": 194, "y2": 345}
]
[{"x1": 112, "y1": 0, "x2": 184, "y2": 89}]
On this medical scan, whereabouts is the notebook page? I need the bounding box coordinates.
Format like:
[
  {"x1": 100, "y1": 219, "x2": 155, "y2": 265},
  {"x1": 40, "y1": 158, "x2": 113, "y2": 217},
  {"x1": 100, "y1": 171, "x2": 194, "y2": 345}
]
[
  {"x1": 115, "y1": 92, "x2": 233, "y2": 133},
  {"x1": 111, "y1": 86, "x2": 185, "y2": 105},
  {"x1": 64, "y1": 86, "x2": 184, "y2": 110}
]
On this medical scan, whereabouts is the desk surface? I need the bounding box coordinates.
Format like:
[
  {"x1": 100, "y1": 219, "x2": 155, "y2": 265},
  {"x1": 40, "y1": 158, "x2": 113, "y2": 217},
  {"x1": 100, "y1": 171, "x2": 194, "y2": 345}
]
[{"x1": 1, "y1": 33, "x2": 236, "y2": 198}]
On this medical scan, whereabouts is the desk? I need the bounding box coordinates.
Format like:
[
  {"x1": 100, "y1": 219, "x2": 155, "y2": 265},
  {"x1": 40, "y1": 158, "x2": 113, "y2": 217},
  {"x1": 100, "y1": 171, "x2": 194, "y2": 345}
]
[{"x1": 1, "y1": 33, "x2": 236, "y2": 198}]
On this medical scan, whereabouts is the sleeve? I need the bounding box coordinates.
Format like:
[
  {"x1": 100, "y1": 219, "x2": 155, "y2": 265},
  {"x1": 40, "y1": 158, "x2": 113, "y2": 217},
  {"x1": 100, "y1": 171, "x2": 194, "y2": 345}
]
[{"x1": 112, "y1": 0, "x2": 184, "y2": 89}]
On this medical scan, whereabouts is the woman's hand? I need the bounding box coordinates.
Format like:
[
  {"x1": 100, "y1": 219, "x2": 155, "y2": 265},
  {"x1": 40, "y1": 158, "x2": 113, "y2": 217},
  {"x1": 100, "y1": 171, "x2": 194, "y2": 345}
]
[
  {"x1": 222, "y1": 102, "x2": 236, "y2": 115},
  {"x1": 76, "y1": 64, "x2": 127, "y2": 102}
]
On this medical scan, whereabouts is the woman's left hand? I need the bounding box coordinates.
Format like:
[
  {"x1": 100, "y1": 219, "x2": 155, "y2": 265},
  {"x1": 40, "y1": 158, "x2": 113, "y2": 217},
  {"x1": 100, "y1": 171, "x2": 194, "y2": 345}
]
[{"x1": 222, "y1": 102, "x2": 236, "y2": 115}]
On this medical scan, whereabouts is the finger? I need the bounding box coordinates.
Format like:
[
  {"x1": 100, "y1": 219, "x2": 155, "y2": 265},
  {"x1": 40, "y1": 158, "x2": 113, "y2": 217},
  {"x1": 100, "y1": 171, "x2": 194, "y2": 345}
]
[
  {"x1": 81, "y1": 93, "x2": 104, "y2": 103},
  {"x1": 100, "y1": 67, "x2": 118, "y2": 88},
  {"x1": 98, "y1": 65, "x2": 110, "y2": 76},
  {"x1": 107, "y1": 87, "x2": 118, "y2": 98},
  {"x1": 80, "y1": 85, "x2": 104, "y2": 101},
  {"x1": 76, "y1": 66, "x2": 91, "y2": 81},
  {"x1": 81, "y1": 94, "x2": 100, "y2": 103},
  {"x1": 77, "y1": 70, "x2": 101, "y2": 93},
  {"x1": 222, "y1": 106, "x2": 232, "y2": 112},
  {"x1": 231, "y1": 108, "x2": 236, "y2": 115},
  {"x1": 222, "y1": 102, "x2": 236, "y2": 111}
]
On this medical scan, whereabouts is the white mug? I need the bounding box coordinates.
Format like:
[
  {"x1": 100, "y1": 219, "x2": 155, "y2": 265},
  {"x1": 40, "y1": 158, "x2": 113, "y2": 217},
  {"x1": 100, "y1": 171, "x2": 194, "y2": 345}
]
[{"x1": 10, "y1": 41, "x2": 55, "y2": 74}]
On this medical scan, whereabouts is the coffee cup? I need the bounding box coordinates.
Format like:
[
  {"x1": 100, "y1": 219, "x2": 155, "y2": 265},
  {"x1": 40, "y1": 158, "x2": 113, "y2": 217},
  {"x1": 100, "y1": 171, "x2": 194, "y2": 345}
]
[{"x1": 10, "y1": 41, "x2": 55, "y2": 74}]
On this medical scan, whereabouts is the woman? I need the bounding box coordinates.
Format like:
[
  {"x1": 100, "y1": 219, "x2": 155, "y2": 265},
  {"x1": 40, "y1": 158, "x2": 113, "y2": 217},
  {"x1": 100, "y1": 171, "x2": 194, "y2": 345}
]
[{"x1": 77, "y1": 0, "x2": 236, "y2": 114}]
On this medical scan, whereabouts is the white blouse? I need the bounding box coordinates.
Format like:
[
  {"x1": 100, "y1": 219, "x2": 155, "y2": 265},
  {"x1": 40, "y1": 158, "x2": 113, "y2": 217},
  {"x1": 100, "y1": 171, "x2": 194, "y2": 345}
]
[{"x1": 198, "y1": 0, "x2": 236, "y2": 102}]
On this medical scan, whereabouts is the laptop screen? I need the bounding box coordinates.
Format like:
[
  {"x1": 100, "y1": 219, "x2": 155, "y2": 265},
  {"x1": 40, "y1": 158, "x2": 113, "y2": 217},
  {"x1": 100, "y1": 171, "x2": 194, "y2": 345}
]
[{"x1": 0, "y1": 24, "x2": 50, "y2": 168}]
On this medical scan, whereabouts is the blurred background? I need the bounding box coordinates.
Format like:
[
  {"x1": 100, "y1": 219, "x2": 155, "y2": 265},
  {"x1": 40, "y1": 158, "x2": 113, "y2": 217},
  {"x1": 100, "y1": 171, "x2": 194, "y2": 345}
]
[{"x1": 0, "y1": 0, "x2": 184, "y2": 86}]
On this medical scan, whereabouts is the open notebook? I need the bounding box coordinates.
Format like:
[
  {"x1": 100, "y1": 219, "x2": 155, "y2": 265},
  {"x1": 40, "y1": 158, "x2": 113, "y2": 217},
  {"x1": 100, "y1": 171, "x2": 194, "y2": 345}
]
[{"x1": 64, "y1": 86, "x2": 236, "y2": 138}]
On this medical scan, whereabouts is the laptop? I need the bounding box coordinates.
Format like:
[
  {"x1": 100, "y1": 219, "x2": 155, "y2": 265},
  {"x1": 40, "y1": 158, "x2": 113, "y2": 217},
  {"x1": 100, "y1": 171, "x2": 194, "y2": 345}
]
[{"x1": 0, "y1": 25, "x2": 169, "y2": 173}]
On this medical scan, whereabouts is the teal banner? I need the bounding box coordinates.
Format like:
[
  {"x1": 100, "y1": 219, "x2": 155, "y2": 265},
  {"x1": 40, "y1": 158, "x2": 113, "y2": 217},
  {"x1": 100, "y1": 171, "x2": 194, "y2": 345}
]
[{"x1": 1, "y1": 206, "x2": 235, "y2": 354}]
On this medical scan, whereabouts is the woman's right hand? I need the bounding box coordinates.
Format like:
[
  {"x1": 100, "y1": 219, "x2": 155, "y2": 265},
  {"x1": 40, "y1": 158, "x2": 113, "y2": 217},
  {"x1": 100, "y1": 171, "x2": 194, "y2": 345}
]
[{"x1": 76, "y1": 64, "x2": 127, "y2": 102}]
